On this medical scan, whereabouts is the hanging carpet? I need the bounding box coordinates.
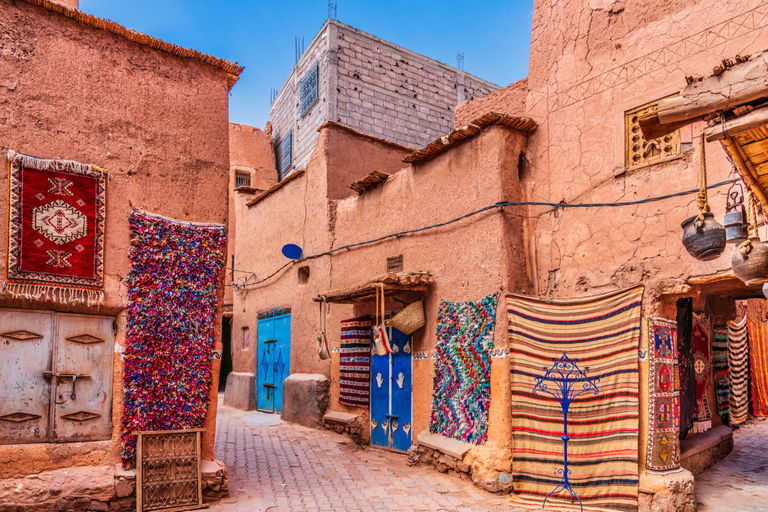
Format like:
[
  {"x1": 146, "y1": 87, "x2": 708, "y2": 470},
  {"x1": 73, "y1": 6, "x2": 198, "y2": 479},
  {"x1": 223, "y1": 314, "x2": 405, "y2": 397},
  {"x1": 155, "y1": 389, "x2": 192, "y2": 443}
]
[
  {"x1": 5, "y1": 150, "x2": 107, "y2": 305},
  {"x1": 676, "y1": 298, "x2": 696, "y2": 437},
  {"x1": 712, "y1": 328, "x2": 730, "y2": 420},
  {"x1": 508, "y1": 286, "x2": 643, "y2": 512},
  {"x1": 728, "y1": 316, "x2": 750, "y2": 425},
  {"x1": 120, "y1": 210, "x2": 226, "y2": 467},
  {"x1": 429, "y1": 293, "x2": 497, "y2": 445},
  {"x1": 691, "y1": 314, "x2": 712, "y2": 433},
  {"x1": 746, "y1": 317, "x2": 768, "y2": 417},
  {"x1": 646, "y1": 318, "x2": 681, "y2": 472},
  {"x1": 339, "y1": 316, "x2": 372, "y2": 408}
]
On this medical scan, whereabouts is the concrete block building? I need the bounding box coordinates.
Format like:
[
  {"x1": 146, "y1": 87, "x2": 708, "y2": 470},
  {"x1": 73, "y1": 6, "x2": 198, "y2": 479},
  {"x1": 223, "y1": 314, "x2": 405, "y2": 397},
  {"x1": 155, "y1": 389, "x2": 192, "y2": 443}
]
[{"x1": 269, "y1": 19, "x2": 500, "y2": 178}]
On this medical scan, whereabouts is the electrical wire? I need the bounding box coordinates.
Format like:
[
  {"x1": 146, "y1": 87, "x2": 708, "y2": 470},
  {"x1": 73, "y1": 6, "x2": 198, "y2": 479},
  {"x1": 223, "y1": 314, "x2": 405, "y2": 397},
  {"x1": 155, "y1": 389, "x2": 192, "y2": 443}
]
[{"x1": 233, "y1": 178, "x2": 739, "y2": 290}]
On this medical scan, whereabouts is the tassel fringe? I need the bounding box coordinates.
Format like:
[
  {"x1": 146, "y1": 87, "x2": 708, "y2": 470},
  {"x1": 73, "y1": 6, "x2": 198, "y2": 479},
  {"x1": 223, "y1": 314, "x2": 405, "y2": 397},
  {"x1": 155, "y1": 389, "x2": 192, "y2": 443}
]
[
  {"x1": 2, "y1": 281, "x2": 105, "y2": 307},
  {"x1": 691, "y1": 420, "x2": 712, "y2": 434},
  {"x1": 7, "y1": 150, "x2": 109, "y2": 179}
]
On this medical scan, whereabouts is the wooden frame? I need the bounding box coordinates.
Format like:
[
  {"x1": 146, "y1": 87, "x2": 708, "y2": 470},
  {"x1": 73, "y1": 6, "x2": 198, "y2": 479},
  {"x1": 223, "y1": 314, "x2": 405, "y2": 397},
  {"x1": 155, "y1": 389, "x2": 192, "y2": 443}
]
[{"x1": 135, "y1": 428, "x2": 207, "y2": 512}]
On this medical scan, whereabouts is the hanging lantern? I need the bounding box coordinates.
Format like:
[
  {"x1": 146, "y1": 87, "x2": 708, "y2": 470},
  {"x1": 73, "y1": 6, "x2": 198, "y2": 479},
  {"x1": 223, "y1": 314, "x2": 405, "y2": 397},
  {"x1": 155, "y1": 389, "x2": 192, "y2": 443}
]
[
  {"x1": 732, "y1": 237, "x2": 768, "y2": 285},
  {"x1": 762, "y1": 282, "x2": 768, "y2": 299},
  {"x1": 682, "y1": 134, "x2": 726, "y2": 261},
  {"x1": 723, "y1": 181, "x2": 749, "y2": 244}
]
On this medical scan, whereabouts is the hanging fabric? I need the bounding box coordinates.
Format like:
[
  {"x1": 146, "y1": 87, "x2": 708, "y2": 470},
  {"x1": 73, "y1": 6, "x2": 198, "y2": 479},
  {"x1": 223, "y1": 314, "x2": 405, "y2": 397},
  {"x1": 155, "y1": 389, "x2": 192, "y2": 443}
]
[
  {"x1": 712, "y1": 327, "x2": 730, "y2": 421},
  {"x1": 728, "y1": 315, "x2": 750, "y2": 425},
  {"x1": 676, "y1": 298, "x2": 696, "y2": 437},
  {"x1": 746, "y1": 317, "x2": 768, "y2": 417},
  {"x1": 691, "y1": 313, "x2": 712, "y2": 433},
  {"x1": 339, "y1": 316, "x2": 372, "y2": 408}
]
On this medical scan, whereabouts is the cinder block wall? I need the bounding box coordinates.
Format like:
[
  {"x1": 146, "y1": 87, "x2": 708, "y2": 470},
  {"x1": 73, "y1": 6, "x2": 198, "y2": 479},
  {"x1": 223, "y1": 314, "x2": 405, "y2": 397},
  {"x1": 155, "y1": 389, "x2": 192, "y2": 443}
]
[{"x1": 269, "y1": 19, "x2": 500, "y2": 177}]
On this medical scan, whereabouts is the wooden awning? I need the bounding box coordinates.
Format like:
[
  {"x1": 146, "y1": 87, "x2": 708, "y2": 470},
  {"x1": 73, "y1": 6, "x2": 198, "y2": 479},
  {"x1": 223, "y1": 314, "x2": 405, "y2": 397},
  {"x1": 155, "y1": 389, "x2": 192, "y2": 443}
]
[
  {"x1": 638, "y1": 51, "x2": 768, "y2": 211},
  {"x1": 314, "y1": 272, "x2": 433, "y2": 304}
]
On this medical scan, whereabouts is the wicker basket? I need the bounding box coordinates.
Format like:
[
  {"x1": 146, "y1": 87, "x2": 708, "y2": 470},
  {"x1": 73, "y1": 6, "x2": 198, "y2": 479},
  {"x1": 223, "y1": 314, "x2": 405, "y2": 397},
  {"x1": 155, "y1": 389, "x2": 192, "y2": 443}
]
[{"x1": 389, "y1": 300, "x2": 425, "y2": 335}]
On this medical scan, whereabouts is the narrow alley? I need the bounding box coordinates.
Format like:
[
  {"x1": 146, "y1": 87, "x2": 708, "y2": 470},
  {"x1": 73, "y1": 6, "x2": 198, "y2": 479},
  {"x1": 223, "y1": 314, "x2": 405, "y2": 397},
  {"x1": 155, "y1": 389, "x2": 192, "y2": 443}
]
[{"x1": 208, "y1": 400, "x2": 515, "y2": 512}]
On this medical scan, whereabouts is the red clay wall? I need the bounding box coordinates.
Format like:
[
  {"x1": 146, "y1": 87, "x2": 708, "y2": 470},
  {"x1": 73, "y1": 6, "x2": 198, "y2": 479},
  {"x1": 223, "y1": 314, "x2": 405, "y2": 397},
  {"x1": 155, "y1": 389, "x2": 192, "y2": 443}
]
[
  {"x1": 0, "y1": 0, "x2": 231, "y2": 475},
  {"x1": 454, "y1": 78, "x2": 528, "y2": 127}
]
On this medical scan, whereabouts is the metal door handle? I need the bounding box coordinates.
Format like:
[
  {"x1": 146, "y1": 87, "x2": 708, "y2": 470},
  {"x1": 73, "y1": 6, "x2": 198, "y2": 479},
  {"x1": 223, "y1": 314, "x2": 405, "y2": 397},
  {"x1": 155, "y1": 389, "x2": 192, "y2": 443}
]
[{"x1": 42, "y1": 372, "x2": 91, "y2": 379}]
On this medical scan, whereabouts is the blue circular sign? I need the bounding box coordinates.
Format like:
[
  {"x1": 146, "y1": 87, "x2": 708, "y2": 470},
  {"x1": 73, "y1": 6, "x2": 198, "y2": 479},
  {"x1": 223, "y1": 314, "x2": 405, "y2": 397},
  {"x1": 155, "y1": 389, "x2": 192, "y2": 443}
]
[{"x1": 281, "y1": 244, "x2": 303, "y2": 260}]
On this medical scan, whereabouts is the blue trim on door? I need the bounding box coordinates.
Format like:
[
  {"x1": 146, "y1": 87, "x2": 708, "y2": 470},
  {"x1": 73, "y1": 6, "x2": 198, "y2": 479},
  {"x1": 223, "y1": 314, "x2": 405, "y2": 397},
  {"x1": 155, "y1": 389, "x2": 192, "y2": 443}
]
[{"x1": 256, "y1": 312, "x2": 291, "y2": 413}]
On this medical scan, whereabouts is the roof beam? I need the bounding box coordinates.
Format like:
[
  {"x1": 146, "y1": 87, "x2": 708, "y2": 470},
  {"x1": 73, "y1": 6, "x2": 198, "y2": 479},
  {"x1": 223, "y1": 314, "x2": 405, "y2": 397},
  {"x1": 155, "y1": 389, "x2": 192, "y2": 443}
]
[{"x1": 704, "y1": 105, "x2": 768, "y2": 141}]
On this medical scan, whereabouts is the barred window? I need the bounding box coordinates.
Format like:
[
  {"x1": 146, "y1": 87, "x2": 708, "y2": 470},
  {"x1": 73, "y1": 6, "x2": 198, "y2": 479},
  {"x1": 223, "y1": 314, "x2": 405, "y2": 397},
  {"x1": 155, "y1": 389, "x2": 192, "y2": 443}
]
[
  {"x1": 625, "y1": 102, "x2": 681, "y2": 168},
  {"x1": 299, "y1": 62, "x2": 319, "y2": 117},
  {"x1": 276, "y1": 130, "x2": 293, "y2": 180},
  {"x1": 235, "y1": 171, "x2": 251, "y2": 188}
]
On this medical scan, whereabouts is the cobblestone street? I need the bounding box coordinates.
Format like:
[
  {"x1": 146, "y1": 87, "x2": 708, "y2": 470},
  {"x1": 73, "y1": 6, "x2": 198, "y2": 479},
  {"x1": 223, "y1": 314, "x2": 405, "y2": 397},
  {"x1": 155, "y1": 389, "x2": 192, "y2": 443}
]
[
  {"x1": 695, "y1": 419, "x2": 768, "y2": 511},
  {"x1": 208, "y1": 401, "x2": 513, "y2": 512}
]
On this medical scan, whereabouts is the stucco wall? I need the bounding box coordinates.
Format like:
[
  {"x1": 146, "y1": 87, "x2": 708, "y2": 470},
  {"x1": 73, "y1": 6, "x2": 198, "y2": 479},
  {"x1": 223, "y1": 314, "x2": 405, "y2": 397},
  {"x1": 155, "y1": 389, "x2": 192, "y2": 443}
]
[
  {"x1": 0, "y1": 0, "x2": 231, "y2": 476},
  {"x1": 504, "y1": 0, "x2": 768, "y2": 491},
  {"x1": 454, "y1": 78, "x2": 528, "y2": 128}
]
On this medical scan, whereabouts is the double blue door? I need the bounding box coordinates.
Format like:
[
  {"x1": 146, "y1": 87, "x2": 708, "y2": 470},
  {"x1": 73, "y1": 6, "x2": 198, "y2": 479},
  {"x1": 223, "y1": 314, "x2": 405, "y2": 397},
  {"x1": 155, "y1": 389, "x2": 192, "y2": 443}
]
[
  {"x1": 257, "y1": 313, "x2": 290, "y2": 413},
  {"x1": 370, "y1": 327, "x2": 412, "y2": 452}
]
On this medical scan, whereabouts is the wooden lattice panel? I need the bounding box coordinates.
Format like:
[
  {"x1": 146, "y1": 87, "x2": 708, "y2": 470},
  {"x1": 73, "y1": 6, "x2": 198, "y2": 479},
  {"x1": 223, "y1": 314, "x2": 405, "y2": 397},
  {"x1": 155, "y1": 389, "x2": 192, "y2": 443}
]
[
  {"x1": 136, "y1": 429, "x2": 206, "y2": 512},
  {"x1": 626, "y1": 103, "x2": 682, "y2": 169}
]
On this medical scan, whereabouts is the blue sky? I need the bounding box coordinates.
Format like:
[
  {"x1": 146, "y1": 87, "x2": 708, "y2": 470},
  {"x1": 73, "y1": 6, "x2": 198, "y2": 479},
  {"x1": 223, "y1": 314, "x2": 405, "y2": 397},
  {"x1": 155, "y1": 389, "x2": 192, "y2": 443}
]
[{"x1": 80, "y1": 1, "x2": 533, "y2": 129}]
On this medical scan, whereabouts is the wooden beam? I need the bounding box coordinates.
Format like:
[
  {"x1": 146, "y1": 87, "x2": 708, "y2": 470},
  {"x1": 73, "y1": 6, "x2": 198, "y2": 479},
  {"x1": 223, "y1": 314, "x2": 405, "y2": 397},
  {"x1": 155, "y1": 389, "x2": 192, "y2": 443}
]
[
  {"x1": 658, "y1": 52, "x2": 768, "y2": 124},
  {"x1": 722, "y1": 136, "x2": 768, "y2": 211},
  {"x1": 704, "y1": 105, "x2": 768, "y2": 141}
]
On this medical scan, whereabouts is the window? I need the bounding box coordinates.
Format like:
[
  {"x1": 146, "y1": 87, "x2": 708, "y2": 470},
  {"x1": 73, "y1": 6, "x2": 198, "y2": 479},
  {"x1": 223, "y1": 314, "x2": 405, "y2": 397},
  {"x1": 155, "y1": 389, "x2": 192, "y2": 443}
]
[
  {"x1": 299, "y1": 61, "x2": 319, "y2": 117},
  {"x1": 235, "y1": 171, "x2": 251, "y2": 188},
  {"x1": 625, "y1": 102, "x2": 682, "y2": 168},
  {"x1": 276, "y1": 130, "x2": 293, "y2": 180}
]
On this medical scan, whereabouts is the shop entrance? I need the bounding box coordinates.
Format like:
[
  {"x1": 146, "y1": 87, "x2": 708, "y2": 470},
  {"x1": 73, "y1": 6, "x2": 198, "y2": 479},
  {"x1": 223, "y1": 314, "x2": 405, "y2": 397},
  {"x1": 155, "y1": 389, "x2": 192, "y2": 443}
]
[
  {"x1": 370, "y1": 327, "x2": 413, "y2": 452},
  {"x1": 256, "y1": 311, "x2": 290, "y2": 413}
]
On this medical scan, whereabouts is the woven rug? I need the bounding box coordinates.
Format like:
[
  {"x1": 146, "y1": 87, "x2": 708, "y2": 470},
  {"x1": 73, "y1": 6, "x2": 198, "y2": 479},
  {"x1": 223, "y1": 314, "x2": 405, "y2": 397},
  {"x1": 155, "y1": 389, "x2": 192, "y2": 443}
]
[
  {"x1": 508, "y1": 287, "x2": 643, "y2": 512},
  {"x1": 121, "y1": 211, "x2": 226, "y2": 467},
  {"x1": 691, "y1": 314, "x2": 712, "y2": 433},
  {"x1": 339, "y1": 316, "x2": 372, "y2": 408},
  {"x1": 746, "y1": 317, "x2": 768, "y2": 417},
  {"x1": 4, "y1": 150, "x2": 106, "y2": 304},
  {"x1": 712, "y1": 328, "x2": 730, "y2": 420},
  {"x1": 429, "y1": 293, "x2": 497, "y2": 445},
  {"x1": 728, "y1": 316, "x2": 750, "y2": 425},
  {"x1": 676, "y1": 298, "x2": 696, "y2": 437},
  {"x1": 646, "y1": 318, "x2": 680, "y2": 472}
]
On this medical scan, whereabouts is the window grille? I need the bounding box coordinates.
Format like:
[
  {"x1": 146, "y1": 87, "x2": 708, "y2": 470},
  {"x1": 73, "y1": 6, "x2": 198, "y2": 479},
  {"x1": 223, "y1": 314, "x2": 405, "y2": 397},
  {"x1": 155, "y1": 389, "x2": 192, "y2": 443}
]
[
  {"x1": 625, "y1": 102, "x2": 682, "y2": 168},
  {"x1": 277, "y1": 130, "x2": 293, "y2": 180},
  {"x1": 299, "y1": 62, "x2": 319, "y2": 117},
  {"x1": 235, "y1": 171, "x2": 251, "y2": 188}
]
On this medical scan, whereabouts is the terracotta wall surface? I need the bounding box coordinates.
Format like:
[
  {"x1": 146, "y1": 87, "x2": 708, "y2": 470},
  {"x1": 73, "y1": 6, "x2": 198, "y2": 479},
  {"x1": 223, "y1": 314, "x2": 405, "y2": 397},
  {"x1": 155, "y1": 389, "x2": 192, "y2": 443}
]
[
  {"x1": 454, "y1": 78, "x2": 528, "y2": 128},
  {"x1": 233, "y1": 122, "x2": 531, "y2": 476},
  {"x1": 0, "y1": 0, "x2": 231, "y2": 476}
]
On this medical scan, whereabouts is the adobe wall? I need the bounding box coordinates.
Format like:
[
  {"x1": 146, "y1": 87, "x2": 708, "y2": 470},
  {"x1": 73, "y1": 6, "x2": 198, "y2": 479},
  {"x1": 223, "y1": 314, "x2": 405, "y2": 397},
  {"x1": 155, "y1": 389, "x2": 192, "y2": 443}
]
[
  {"x1": 512, "y1": 0, "x2": 768, "y2": 503},
  {"x1": 227, "y1": 123, "x2": 278, "y2": 310},
  {"x1": 454, "y1": 78, "x2": 528, "y2": 127},
  {"x1": 0, "y1": 0, "x2": 231, "y2": 476}
]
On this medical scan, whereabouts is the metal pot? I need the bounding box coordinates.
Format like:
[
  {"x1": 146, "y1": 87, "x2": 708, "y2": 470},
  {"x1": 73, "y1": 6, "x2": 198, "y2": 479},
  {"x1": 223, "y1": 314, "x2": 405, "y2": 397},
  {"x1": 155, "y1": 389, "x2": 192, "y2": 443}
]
[
  {"x1": 681, "y1": 212, "x2": 726, "y2": 261},
  {"x1": 723, "y1": 207, "x2": 749, "y2": 244},
  {"x1": 731, "y1": 237, "x2": 768, "y2": 285}
]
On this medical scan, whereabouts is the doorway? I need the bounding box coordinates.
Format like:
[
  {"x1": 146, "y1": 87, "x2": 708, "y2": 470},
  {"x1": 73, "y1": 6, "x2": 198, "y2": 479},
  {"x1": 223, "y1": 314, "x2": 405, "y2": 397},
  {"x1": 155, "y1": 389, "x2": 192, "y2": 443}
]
[
  {"x1": 219, "y1": 318, "x2": 233, "y2": 392},
  {"x1": 256, "y1": 311, "x2": 291, "y2": 413},
  {"x1": 370, "y1": 326, "x2": 413, "y2": 452}
]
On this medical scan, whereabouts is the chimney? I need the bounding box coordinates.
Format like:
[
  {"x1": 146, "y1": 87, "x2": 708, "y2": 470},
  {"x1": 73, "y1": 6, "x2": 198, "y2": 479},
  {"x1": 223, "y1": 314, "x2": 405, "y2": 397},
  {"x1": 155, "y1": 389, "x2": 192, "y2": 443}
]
[{"x1": 52, "y1": 0, "x2": 79, "y2": 9}]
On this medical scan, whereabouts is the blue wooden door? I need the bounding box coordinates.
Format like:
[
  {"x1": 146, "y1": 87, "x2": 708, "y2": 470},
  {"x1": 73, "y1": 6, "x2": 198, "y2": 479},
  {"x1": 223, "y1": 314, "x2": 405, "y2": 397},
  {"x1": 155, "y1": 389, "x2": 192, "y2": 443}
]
[
  {"x1": 257, "y1": 313, "x2": 291, "y2": 413},
  {"x1": 369, "y1": 326, "x2": 412, "y2": 452}
]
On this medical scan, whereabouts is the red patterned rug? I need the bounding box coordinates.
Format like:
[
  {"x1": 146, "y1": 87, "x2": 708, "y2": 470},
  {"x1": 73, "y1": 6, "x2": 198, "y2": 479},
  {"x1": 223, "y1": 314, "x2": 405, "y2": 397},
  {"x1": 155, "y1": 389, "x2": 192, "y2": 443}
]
[{"x1": 5, "y1": 151, "x2": 107, "y2": 304}]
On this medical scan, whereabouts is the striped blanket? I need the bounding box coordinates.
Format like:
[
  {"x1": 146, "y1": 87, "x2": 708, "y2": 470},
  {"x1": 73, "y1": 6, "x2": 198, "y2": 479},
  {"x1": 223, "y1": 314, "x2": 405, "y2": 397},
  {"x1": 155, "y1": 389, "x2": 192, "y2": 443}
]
[
  {"x1": 646, "y1": 318, "x2": 680, "y2": 472},
  {"x1": 339, "y1": 316, "x2": 372, "y2": 408},
  {"x1": 728, "y1": 316, "x2": 749, "y2": 425},
  {"x1": 508, "y1": 287, "x2": 643, "y2": 512},
  {"x1": 712, "y1": 329, "x2": 730, "y2": 419},
  {"x1": 747, "y1": 317, "x2": 768, "y2": 417}
]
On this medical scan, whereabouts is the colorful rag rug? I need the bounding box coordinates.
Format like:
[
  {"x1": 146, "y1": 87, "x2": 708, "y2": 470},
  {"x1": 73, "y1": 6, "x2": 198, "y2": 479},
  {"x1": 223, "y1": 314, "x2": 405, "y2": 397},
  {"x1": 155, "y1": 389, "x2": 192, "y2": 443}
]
[
  {"x1": 728, "y1": 316, "x2": 750, "y2": 425},
  {"x1": 691, "y1": 314, "x2": 711, "y2": 433},
  {"x1": 712, "y1": 328, "x2": 730, "y2": 419},
  {"x1": 339, "y1": 316, "x2": 372, "y2": 408},
  {"x1": 429, "y1": 293, "x2": 497, "y2": 445},
  {"x1": 646, "y1": 318, "x2": 681, "y2": 472},
  {"x1": 4, "y1": 150, "x2": 106, "y2": 305},
  {"x1": 508, "y1": 287, "x2": 643, "y2": 512},
  {"x1": 746, "y1": 317, "x2": 768, "y2": 417},
  {"x1": 676, "y1": 298, "x2": 696, "y2": 437},
  {"x1": 120, "y1": 210, "x2": 226, "y2": 467}
]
